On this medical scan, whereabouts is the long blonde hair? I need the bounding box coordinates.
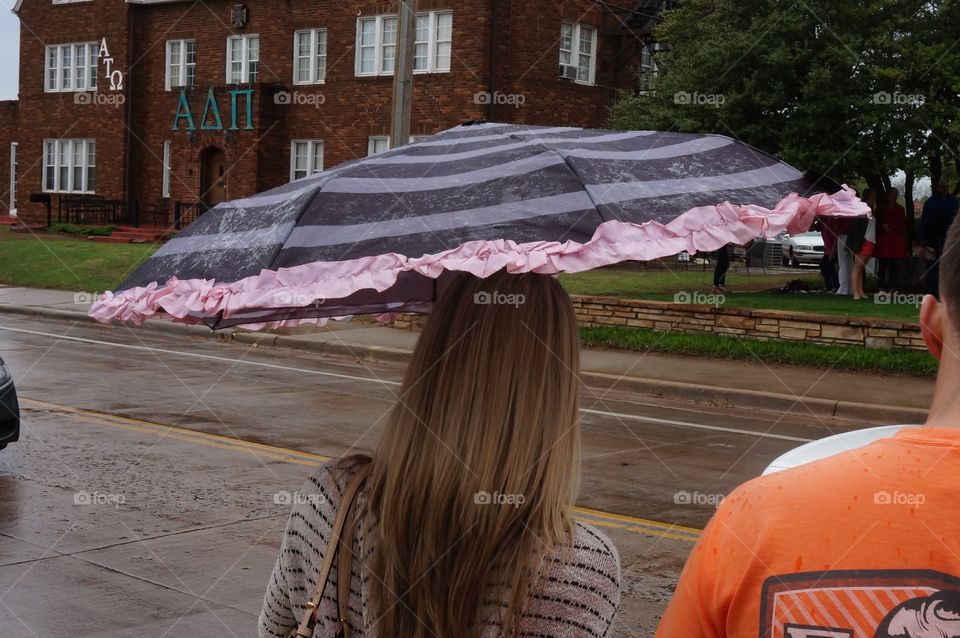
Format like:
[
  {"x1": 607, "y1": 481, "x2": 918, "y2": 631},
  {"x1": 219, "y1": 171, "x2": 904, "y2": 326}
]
[{"x1": 366, "y1": 270, "x2": 582, "y2": 637}]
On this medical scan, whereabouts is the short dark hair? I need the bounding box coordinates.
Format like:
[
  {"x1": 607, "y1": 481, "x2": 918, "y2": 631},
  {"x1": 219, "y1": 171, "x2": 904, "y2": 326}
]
[{"x1": 941, "y1": 216, "x2": 960, "y2": 325}]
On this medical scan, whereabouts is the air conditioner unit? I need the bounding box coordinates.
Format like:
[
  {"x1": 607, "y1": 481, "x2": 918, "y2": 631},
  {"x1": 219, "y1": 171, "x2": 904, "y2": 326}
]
[{"x1": 559, "y1": 64, "x2": 578, "y2": 80}]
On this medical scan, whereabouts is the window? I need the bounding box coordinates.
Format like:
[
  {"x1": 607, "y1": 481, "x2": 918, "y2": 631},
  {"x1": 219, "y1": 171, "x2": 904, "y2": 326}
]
[
  {"x1": 294, "y1": 29, "x2": 328, "y2": 84},
  {"x1": 290, "y1": 140, "x2": 323, "y2": 181},
  {"x1": 45, "y1": 42, "x2": 98, "y2": 92},
  {"x1": 368, "y1": 136, "x2": 390, "y2": 156},
  {"x1": 43, "y1": 139, "x2": 96, "y2": 193},
  {"x1": 165, "y1": 40, "x2": 196, "y2": 90},
  {"x1": 161, "y1": 140, "x2": 171, "y2": 198},
  {"x1": 226, "y1": 35, "x2": 259, "y2": 84},
  {"x1": 559, "y1": 23, "x2": 597, "y2": 85},
  {"x1": 356, "y1": 11, "x2": 452, "y2": 76},
  {"x1": 414, "y1": 11, "x2": 452, "y2": 72},
  {"x1": 638, "y1": 44, "x2": 659, "y2": 93}
]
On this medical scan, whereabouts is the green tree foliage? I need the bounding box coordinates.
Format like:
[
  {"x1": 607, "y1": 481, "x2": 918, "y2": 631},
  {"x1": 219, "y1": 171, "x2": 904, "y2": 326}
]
[{"x1": 610, "y1": 0, "x2": 960, "y2": 195}]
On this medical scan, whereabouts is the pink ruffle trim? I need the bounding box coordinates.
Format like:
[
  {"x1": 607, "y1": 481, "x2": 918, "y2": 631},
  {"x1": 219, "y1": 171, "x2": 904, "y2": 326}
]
[{"x1": 88, "y1": 186, "x2": 869, "y2": 329}]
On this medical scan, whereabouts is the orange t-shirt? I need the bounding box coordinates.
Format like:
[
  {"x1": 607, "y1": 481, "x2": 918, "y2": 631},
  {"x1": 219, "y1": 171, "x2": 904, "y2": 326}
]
[{"x1": 656, "y1": 427, "x2": 960, "y2": 638}]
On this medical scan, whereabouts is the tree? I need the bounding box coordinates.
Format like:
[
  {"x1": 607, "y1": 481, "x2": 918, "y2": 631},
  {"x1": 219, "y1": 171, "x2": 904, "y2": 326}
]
[{"x1": 611, "y1": 0, "x2": 960, "y2": 211}]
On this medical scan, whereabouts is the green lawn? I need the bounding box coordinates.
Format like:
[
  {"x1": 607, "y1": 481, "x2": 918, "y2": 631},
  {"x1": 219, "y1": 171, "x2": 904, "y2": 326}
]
[
  {"x1": 559, "y1": 268, "x2": 922, "y2": 323},
  {"x1": 0, "y1": 226, "x2": 158, "y2": 292},
  {"x1": 581, "y1": 326, "x2": 938, "y2": 377},
  {"x1": 0, "y1": 227, "x2": 922, "y2": 324}
]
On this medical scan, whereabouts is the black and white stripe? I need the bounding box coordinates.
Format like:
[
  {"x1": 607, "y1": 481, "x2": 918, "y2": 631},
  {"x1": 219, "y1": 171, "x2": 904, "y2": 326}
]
[{"x1": 117, "y1": 123, "x2": 834, "y2": 327}]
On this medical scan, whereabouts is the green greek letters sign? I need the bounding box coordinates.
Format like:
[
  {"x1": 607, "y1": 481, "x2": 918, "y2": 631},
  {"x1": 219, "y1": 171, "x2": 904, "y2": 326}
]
[{"x1": 172, "y1": 88, "x2": 255, "y2": 131}]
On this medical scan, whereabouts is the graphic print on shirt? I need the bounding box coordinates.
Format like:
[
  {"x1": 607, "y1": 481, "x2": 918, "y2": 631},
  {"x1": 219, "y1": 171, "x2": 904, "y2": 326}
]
[{"x1": 759, "y1": 569, "x2": 960, "y2": 638}]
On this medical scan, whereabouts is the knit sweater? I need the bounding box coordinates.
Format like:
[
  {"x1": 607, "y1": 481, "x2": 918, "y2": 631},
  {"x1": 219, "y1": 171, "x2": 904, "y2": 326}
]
[{"x1": 259, "y1": 458, "x2": 621, "y2": 637}]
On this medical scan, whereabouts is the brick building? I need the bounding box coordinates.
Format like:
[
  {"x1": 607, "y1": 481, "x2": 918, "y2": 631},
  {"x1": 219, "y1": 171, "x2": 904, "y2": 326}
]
[{"x1": 0, "y1": 0, "x2": 661, "y2": 226}]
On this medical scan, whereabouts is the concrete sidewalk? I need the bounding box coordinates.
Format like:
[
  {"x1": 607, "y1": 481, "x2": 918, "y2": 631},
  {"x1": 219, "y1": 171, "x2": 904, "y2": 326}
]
[{"x1": 0, "y1": 285, "x2": 934, "y2": 423}]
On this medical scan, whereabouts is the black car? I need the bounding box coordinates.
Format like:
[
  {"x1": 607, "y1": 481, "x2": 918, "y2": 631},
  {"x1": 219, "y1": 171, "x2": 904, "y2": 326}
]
[{"x1": 0, "y1": 355, "x2": 20, "y2": 450}]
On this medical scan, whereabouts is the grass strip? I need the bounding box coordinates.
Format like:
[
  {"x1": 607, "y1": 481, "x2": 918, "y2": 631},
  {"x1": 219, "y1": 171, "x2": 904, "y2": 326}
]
[{"x1": 581, "y1": 326, "x2": 938, "y2": 377}]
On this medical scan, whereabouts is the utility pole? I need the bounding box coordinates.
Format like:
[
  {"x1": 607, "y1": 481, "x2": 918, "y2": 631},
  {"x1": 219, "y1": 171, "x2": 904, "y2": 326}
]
[{"x1": 390, "y1": 0, "x2": 417, "y2": 149}]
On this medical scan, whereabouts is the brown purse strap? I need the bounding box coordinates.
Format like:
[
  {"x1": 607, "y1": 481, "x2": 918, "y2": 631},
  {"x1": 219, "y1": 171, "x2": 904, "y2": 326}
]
[
  {"x1": 293, "y1": 463, "x2": 371, "y2": 638},
  {"x1": 335, "y1": 487, "x2": 362, "y2": 638}
]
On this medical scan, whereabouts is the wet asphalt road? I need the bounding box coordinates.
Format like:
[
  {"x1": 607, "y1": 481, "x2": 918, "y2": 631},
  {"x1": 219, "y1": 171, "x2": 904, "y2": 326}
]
[{"x1": 0, "y1": 315, "x2": 879, "y2": 636}]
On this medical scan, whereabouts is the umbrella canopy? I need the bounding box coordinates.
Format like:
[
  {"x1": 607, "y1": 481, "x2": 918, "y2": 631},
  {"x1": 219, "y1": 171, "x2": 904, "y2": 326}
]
[{"x1": 90, "y1": 122, "x2": 868, "y2": 329}]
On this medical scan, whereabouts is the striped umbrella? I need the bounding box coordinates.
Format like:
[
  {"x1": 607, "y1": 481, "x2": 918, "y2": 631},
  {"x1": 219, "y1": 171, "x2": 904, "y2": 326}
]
[{"x1": 90, "y1": 123, "x2": 868, "y2": 329}]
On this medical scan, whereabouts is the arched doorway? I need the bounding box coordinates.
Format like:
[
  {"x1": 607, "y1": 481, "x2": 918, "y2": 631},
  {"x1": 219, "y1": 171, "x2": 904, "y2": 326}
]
[{"x1": 199, "y1": 147, "x2": 227, "y2": 210}]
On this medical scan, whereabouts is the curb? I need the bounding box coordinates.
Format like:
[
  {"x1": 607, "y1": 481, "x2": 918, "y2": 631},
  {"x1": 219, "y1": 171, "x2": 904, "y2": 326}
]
[
  {"x1": 0, "y1": 304, "x2": 213, "y2": 339},
  {"x1": 0, "y1": 304, "x2": 928, "y2": 424},
  {"x1": 579, "y1": 371, "x2": 927, "y2": 424}
]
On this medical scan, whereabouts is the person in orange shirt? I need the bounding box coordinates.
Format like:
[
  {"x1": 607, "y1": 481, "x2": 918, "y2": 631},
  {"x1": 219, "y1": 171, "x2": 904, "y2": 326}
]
[{"x1": 656, "y1": 219, "x2": 960, "y2": 638}]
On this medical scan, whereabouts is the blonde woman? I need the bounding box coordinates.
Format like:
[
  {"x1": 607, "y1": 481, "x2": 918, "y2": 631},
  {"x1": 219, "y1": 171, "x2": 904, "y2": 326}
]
[{"x1": 259, "y1": 270, "x2": 621, "y2": 638}]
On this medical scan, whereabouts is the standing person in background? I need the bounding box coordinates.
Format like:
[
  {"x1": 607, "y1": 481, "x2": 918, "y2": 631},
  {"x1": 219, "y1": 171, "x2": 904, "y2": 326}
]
[
  {"x1": 835, "y1": 206, "x2": 855, "y2": 296},
  {"x1": 875, "y1": 187, "x2": 908, "y2": 292},
  {"x1": 816, "y1": 217, "x2": 841, "y2": 292},
  {"x1": 712, "y1": 245, "x2": 730, "y2": 293},
  {"x1": 919, "y1": 182, "x2": 959, "y2": 297},
  {"x1": 849, "y1": 188, "x2": 877, "y2": 300}
]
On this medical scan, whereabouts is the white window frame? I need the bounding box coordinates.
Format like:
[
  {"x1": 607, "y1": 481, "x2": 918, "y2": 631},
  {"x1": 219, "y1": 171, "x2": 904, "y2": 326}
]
[
  {"x1": 226, "y1": 34, "x2": 260, "y2": 84},
  {"x1": 42, "y1": 139, "x2": 96, "y2": 194},
  {"x1": 638, "y1": 43, "x2": 659, "y2": 93},
  {"x1": 165, "y1": 39, "x2": 196, "y2": 91},
  {"x1": 289, "y1": 140, "x2": 324, "y2": 182},
  {"x1": 44, "y1": 42, "x2": 98, "y2": 92},
  {"x1": 559, "y1": 22, "x2": 597, "y2": 86},
  {"x1": 367, "y1": 136, "x2": 391, "y2": 156},
  {"x1": 355, "y1": 11, "x2": 452, "y2": 77},
  {"x1": 293, "y1": 28, "x2": 328, "y2": 85},
  {"x1": 161, "y1": 140, "x2": 171, "y2": 198}
]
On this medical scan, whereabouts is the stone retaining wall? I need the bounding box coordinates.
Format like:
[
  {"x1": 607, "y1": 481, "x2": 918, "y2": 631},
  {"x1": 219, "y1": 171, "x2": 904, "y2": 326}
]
[
  {"x1": 571, "y1": 296, "x2": 925, "y2": 351},
  {"x1": 391, "y1": 296, "x2": 926, "y2": 351}
]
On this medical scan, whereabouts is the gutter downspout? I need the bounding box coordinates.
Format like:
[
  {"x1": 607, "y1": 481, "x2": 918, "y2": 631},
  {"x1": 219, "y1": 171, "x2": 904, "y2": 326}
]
[
  {"x1": 486, "y1": 0, "x2": 498, "y2": 122},
  {"x1": 124, "y1": 6, "x2": 134, "y2": 221}
]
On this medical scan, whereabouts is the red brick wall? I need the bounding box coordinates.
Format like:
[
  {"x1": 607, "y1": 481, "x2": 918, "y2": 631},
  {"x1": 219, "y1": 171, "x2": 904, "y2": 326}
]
[
  {"x1": 15, "y1": 0, "x2": 131, "y2": 223},
  {"x1": 0, "y1": 101, "x2": 18, "y2": 216},
  {"x1": 11, "y1": 0, "x2": 641, "y2": 225},
  {"x1": 491, "y1": 0, "x2": 632, "y2": 127},
  {"x1": 127, "y1": 0, "x2": 493, "y2": 211}
]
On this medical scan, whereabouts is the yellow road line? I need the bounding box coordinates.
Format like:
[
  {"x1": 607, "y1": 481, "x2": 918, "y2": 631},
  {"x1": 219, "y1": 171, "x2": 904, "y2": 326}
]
[{"x1": 23, "y1": 397, "x2": 701, "y2": 542}]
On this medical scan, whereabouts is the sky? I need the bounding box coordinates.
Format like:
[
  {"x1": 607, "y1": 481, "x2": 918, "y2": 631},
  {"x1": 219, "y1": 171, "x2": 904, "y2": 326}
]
[{"x1": 0, "y1": 7, "x2": 19, "y2": 100}]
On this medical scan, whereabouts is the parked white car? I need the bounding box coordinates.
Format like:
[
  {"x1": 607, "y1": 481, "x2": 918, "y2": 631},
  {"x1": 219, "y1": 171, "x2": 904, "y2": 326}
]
[{"x1": 781, "y1": 231, "x2": 825, "y2": 267}]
